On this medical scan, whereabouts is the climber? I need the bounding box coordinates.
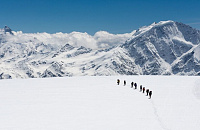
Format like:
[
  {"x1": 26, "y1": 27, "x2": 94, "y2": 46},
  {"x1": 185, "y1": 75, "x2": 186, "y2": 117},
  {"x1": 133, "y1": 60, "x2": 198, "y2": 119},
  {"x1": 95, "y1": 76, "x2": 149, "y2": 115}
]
[
  {"x1": 131, "y1": 82, "x2": 134, "y2": 88},
  {"x1": 124, "y1": 80, "x2": 126, "y2": 86},
  {"x1": 146, "y1": 89, "x2": 149, "y2": 96},
  {"x1": 140, "y1": 85, "x2": 142, "y2": 92},
  {"x1": 117, "y1": 79, "x2": 120, "y2": 85},
  {"x1": 134, "y1": 82, "x2": 137, "y2": 89},
  {"x1": 149, "y1": 91, "x2": 152, "y2": 99},
  {"x1": 143, "y1": 87, "x2": 145, "y2": 93}
]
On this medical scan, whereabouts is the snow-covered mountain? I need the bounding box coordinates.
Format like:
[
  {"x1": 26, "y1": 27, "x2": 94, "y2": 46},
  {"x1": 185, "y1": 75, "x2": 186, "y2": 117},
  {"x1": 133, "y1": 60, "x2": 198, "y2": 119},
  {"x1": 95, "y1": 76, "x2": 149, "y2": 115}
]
[
  {"x1": 122, "y1": 21, "x2": 200, "y2": 75},
  {"x1": 0, "y1": 20, "x2": 200, "y2": 79}
]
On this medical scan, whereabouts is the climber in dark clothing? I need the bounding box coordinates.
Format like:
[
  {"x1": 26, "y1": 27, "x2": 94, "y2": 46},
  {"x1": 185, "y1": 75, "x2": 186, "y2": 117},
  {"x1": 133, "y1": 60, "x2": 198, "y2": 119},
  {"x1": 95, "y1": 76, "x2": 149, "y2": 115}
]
[
  {"x1": 140, "y1": 85, "x2": 142, "y2": 92},
  {"x1": 124, "y1": 80, "x2": 126, "y2": 86},
  {"x1": 134, "y1": 83, "x2": 137, "y2": 89},
  {"x1": 146, "y1": 89, "x2": 149, "y2": 96},
  {"x1": 143, "y1": 87, "x2": 145, "y2": 93},
  {"x1": 117, "y1": 79, "x2": 120, "y2": 85},
  {"x1": 131, "y1": 82, "x2": 134, "y2": 88},
  {"x1": 149, "y1": 91, "x2": 152, "y2": 99}
]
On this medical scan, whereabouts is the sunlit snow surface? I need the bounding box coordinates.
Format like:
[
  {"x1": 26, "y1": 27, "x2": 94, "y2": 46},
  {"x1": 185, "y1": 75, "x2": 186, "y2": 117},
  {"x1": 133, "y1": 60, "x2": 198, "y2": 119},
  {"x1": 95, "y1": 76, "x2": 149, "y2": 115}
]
[{"x1": 0, "y1": 76, "x2": 200, "y2": 130}]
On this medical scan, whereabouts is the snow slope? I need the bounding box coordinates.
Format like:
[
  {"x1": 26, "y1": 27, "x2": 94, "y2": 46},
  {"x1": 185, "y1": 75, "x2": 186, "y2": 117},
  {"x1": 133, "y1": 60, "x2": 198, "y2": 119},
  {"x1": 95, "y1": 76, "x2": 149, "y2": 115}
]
[{"x1": 0, "y1": 76, "x2": 200, "y2": 130}]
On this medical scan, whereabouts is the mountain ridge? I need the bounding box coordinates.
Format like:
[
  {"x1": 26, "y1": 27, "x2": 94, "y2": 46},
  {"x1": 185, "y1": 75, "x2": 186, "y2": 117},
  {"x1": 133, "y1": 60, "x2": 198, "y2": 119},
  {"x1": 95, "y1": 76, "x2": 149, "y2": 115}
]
[{"x1": 0, "y1": 20, "x2": 200, "y2": 79}]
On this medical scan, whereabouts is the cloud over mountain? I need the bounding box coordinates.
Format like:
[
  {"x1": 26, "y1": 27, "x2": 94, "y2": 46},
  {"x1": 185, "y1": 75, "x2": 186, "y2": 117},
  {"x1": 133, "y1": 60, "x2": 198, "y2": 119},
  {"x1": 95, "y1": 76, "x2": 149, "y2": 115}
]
[{"x1": 5, "y1": 29, "x2": 134, "y2": 50}]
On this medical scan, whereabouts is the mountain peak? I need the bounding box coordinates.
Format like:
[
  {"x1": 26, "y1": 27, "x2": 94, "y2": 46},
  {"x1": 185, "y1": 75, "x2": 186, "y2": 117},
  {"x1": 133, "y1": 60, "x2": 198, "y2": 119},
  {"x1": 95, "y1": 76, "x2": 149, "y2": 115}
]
[
  {"x1": 123, "y1": 20, "x2": 200, "y2": 75},
  {"x1": 150, "y1": 20, "x2": 174, "y2": 26},
  {"x1": 156, "y1": 20, "x2": 174, "y2": 24},
  {"x1": 131, "y1": 20, "x2": 176, "y2": 39},
  {"x1": 4, "y1": 25, "x2": 13, "y2": 35}
]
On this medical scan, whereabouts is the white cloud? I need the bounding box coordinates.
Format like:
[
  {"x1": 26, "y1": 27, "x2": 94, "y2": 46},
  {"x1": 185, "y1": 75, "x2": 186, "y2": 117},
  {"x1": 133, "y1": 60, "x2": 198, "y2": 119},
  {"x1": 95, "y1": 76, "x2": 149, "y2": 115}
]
[
  {"x1": 3, "y1": 30, "x2": 135, "y2": 49},
  {"x1": 94, "y1": 31, "x2": 134, "y2": 48}
]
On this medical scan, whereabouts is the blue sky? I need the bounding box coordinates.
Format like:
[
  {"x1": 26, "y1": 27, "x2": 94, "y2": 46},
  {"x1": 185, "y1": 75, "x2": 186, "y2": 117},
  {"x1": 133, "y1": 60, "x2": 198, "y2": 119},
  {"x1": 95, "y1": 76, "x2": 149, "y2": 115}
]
[{"x1": 1, "y1": 0, "x2": 200, "y2": 34}]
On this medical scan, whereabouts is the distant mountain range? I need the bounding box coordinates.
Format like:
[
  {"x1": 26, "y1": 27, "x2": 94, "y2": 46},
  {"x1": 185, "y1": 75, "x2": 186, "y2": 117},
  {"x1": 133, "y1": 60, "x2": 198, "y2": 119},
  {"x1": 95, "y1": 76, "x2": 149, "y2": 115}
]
[{"x1": 0, "y1": 20, "x2": 200, "y2": 79}]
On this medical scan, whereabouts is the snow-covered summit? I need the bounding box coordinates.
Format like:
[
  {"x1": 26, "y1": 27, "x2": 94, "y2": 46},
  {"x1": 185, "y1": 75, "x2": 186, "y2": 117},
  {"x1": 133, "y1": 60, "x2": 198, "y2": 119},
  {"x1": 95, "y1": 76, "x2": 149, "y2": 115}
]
[
  {"x1": 0, "y1": 26, "x2": 14, "y2": 35},
  {"x1": 4, "y1": 25, "x2": 13, "y2": 34},
  {"x1": 123, "y1": 20, "x2": 200, "y2": 75},
  {"x1": 129, "y1": 20, "x2": 182, "y2": 41}
]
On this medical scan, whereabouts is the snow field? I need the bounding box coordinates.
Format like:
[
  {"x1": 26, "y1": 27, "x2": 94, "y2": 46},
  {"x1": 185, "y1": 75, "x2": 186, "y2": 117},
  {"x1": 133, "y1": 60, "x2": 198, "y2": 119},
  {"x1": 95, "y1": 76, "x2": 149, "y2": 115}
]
[{"x1": 0, "y1": 76, "x2": 200, "y2": 130}]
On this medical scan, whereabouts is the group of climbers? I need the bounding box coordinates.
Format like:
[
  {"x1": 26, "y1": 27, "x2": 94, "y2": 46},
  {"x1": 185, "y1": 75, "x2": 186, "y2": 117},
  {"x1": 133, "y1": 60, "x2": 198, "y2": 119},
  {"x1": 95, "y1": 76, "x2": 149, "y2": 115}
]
[{"x1": 117, "y1": 79, "x2": 153, "y2": 99}]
